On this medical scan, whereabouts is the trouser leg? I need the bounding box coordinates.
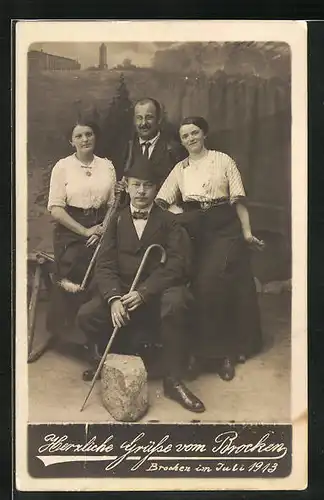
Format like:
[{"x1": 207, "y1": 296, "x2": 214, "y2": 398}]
[
  {"x1": 76, "y1": 295, "x2": 114, "y2": 357},
  {"x1": 160, "y1": 286, "x2": 193, "y2": 379},
  {"x1": 159, "y1": 286, "x2": 206, "y2": 413}
]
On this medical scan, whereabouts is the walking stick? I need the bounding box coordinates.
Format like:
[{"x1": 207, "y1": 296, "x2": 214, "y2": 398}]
[
  {"x1": 80, "y1": 243, "x2": 167, "y2": 412},
  {"x1": 62, "y1": 195, "x2": 122, "y2": 293}
]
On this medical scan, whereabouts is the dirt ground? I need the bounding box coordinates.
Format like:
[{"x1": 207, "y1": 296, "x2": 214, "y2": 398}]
[{"x1": 28, "y1": 293, "x2": 291, "y2": 424}]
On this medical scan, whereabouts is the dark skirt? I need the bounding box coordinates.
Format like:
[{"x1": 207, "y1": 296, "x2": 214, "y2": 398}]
[
  {"x1": 178, "y1": 202, "x2": 262, "y2": 360},
  {"x1": 53, "y1": 205, "x2": 106, "y2": 282},
  {"x1": 47, "y1": 205, "x2": 106, "y2": 335}
]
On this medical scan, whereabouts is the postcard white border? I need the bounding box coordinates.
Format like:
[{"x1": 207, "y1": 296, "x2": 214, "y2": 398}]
[{"x1": 15, "y1": 19, "x2": 307, "y2": 491}]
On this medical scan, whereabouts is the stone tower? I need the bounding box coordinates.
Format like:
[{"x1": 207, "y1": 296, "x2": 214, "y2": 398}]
[{"x1": 99, "y1": 43, "x2": 108, "y2": 69}]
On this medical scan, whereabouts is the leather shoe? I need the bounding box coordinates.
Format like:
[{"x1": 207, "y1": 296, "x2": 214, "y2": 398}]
[
  {"x1": 237, "y1": 354, "x2": 246, "y2": 364},
  {"x1": 82, "y1": 368, "x2": 101, "y2": 382},
  {"x1": 218, "y1": 357, "x2": 235, "y2": 381},
  {"x1": 163, "y1": 377, "x2": 205, "y2": 413}
]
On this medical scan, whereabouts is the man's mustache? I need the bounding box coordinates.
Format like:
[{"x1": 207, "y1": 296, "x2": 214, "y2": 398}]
[{"x1": 139, "y1": 125, "x2": 151, "y2": 130}]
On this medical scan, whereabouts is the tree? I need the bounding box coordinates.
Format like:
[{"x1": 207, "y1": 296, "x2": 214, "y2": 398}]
[
  {"x1": 98, "y1": 73, "x2": 133, "y2": 179},
  {"x1": 160, "y1": 107, "x2": 178, "y2": 140},
  {"x1": 122, "y1": 58, "x2": 133, "y2": 69}
]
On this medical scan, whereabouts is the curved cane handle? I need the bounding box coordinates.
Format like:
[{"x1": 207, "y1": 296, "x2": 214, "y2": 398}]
[{"x1": 129, "y1": 244, "x2": 167, "y2": 293}]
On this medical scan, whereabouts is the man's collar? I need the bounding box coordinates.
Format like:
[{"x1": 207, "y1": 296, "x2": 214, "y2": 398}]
[
  {"x1": 138, "y1": 131, "x2": 160, "y2": 146},
  {"x1": 130, "y1": 203, "x2": 154, "y2": 214}
]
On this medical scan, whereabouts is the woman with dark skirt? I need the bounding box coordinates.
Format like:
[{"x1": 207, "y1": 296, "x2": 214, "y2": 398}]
[
  {"x1": 156, "y1": 116, "x2": 264, "y2": 381},
  {"x1": 47, "y1": 119, "x2": 116, "y2": 338}
]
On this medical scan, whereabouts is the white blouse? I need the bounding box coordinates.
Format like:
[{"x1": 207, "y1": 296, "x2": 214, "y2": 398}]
[
  {"x1": 157, "y1": 150, "x2": 246, "y2": 205},
  {"x1": 48, "y1": 154, "x2": 116, "y2": 211}
]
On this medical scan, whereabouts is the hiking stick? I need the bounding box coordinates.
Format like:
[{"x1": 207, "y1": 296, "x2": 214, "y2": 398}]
[{"x1": 80, "y1": 243, "x2": 167, "y2": 412}]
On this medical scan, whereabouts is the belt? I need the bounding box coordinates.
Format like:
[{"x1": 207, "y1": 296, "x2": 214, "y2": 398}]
[
  {"x1": 66, "y1": 205, "x2": 105, "y2": 217},
  {"x1": 184, "y1": 198, "x2": 229, "y2": 211}
]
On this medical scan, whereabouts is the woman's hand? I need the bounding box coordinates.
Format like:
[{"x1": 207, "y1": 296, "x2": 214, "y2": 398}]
[
  {"x1": 85, "y1": 224, "x2": 104, "y2": 237},
  {"x1": 244, "y1": 233, "x2": 265, "y2": 251},
  {"x1": 121, "y1": 291, "x2": 144, "y2": 312},
  {"x1": 86, "y1": 234, "x2": 100, "y2": 247},
  {"x1": 235, "y1": 204, "x2": 265, "y2": 251},
  {"x1": 110, "y1": 299, "x2": 130, "y2": 328},
  {"x1": 84, "y1": 224, "x2": 104, "y2": 247}
]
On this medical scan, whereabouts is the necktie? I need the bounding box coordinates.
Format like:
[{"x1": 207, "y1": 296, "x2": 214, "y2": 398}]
[
  {"x1": 142, "y1": 141, "x2": 151, "y2": 159},
  {"x1": 132, "y1": 211, "x2": 149, "y2": 220}
]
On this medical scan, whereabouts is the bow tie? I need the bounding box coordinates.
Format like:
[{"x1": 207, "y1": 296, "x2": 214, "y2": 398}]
[{"x1": 132, "y1": 210, "x2": 149, "y2": 220}]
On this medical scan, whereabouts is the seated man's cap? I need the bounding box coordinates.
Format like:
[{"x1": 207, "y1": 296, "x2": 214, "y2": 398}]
[{"x1": 126, "y1": 156, "x2": 157, "y2": 184}]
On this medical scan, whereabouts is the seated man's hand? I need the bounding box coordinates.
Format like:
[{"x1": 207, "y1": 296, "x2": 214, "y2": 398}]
[
  {"x1": 110, "y1": 299, "x2": 130, "y2": 328},
  {"x1": 121, "y1": 291, "x2": 143, "y2": 312}
]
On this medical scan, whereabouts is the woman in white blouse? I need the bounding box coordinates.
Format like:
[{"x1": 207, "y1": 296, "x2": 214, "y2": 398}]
[
  {"x1": 47, "y1": 119, "x2": 116, "y2": 335},
  {"x1": 156, "y1": 116, "x2": 264, "y2": 382}
]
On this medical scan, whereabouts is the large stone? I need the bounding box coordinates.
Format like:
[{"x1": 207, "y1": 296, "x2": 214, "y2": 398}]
[{"x1": 101, "y1": 354, "x2": 149, "y2": 422}]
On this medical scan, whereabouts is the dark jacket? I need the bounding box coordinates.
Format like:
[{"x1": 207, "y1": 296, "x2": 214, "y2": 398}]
[
  {"x1": 95, "y1": 204, "x2": 192, "y2": 303},
  {"x1": 124, "y1": 134, "x2": 186, "y2": 189}
]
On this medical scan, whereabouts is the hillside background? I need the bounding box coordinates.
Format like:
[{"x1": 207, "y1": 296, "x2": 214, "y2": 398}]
[{"x1": 27, "y1": 41, "x2": 291, "y2": 282}]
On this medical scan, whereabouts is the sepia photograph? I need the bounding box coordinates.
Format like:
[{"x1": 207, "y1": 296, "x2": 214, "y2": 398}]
[{"x1": 15, "y1": 20, "x2": 307, "y2": 491}]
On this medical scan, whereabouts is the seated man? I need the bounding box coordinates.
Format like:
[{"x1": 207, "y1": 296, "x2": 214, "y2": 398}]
[{"x1": 77, "y1": 156, "x2": 205, "y2": 413}]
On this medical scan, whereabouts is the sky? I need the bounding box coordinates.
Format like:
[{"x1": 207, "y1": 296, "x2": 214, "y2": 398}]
[{"x1": 29, "y1": 42, "x2": 178, "y2": 69}]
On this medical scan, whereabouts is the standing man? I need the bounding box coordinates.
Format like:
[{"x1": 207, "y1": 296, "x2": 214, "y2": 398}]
[{"x1": 120, "y1": 97, "x2": 186, "y2": 191}]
